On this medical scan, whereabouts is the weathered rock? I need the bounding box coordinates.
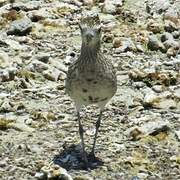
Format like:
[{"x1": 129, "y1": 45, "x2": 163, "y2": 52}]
[
  {"x1": 163, "y1": 39, "x2": 179, "y2": 50},
  {"x1": 82, "y1": 0, "x2": 94, "y2": 6},
  {"x1": 147, "y1": 34, "x2": 166, "y2": 52},
  {"x1": 126, "y1": 119, "x2": 170, "y2": 140},
  {"x1": 27, "y1": 60, "x2": 49, "y2": 73},
  {"x1": 152, "y1": 85, "x2": 164, "y2": 93},
  {"x1": 146, "y1": 19, "x2": 163, "y2": 33},
  {"x1": 146, "y1": 0, "x2": 170, "y2": 14},
  {"x1": 114, "y1": 38, "x2": 136, "y2": 52},
  {"x1": 27, "y1": 8, "x2": 52, "y2": 22},
  {"x1": 136, "y1": 44, "x2": 144, "y2": 52},
  {"x1": 164, "y1": 20, "x2": 179, "y2": 33},
  {"x1": 143, "y1": 92, "x2": 160, "y2": 106},
  {"x1": 113, "y1": 37, "x2": 121, "y2": 48},
  {"x1": 172, "y1": 30, "x2": 180, "y2": 39},
  {"x1": 103, "y1": 33, "x2": 114, "y2": 43},
  {"x1": 39, "y1": 164, "x2": 73, "y2": 180},
  {"x1": 7, "y1": 17, "x2": 32, "y2": 36},
  {"x1": 4, "y1": 39, "x2": 26, "y2": 50},
  {"x1": 36, "y1": 52, "x2": 50, "y2": 63},
  {"x1": 102, "y1": 0, "x2": 123, "y2": 14},
  {"x1": 166, "y1": 47, "x2": 179, "y2": 57},
  {"x1": 164, "y1": 4, "x2": 180, "y2": 24},
  {"x1": 0, "y1": 67, "x2": 17, "y2": 82},
  {"x1": 175, "y1": 130, "x2": 180, "y2": 141},
  {"x1": 12, "y1": 1, "x2": 41, "y2": 11},
  {"x1": 0, "y1": 99, "x2": 13, "y2": 112},
  {"x1": 160, "y1": 32, "x2": 173, "y2": 42},
  {"x1": 42, "y1": 68, "x2": 63, "y2": 81},
  {"x1": 0, "y1": 50, "x2": 10, "y2": 68}
]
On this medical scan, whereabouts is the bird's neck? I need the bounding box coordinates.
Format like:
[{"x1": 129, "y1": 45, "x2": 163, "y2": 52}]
[{"x1": 80, "y1": 42, "x2": 101, "y2": 61}]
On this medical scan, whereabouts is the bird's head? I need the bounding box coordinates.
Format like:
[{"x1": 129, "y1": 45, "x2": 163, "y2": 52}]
[{"x1": 79, "y1": 13, "x2": 102, "y2": 47}]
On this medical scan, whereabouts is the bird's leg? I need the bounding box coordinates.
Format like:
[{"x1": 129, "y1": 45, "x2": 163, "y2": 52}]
[
  {"x1": 90, "y1": 110, "x2": 103, "y2": 158},
  {"x1": 77, "y1": 111, "x2": 89, "y2": 168}
]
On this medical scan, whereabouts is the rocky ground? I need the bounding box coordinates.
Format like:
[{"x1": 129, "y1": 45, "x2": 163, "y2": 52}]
[{"x1": 0, "y1": 0, "x2": 180, "y2": 179}]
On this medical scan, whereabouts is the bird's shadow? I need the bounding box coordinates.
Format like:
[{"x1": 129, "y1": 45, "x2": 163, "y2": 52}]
[{"x1": 53, "y1": 144, "x2": 104, "y2": 170}]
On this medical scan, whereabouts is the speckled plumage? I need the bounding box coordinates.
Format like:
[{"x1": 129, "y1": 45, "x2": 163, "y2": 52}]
[
  {"x1": 65, "y1": 13, "x2": 117, "y2": 168},
  {"x1": 66, "y1": 14, "x2": 117, "y2": 110}
]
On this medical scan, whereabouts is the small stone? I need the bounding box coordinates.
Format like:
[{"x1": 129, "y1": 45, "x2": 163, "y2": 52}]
[
  {"x1": 152, "y1": 85, "x2": 163, "y2": 93},
  {"x1": 64, "y1": 55, "x2": 73, "y2": 65},
  {"x1": 103, "y1": 33, "x2": 114, "y2": 43},
  {"x1": 7, "y1": 17, "x2": 32, "y2": 36},
  {"x1": 113, "y1": 37, "x2": 121, "y2": 48},
  {"x1": 166, "y1": 47, "x2": 179, "y2": 57},
  {"x1": 164, "y1": 20, "x2": 178, "y2": 32},
  {"x1": 0, "y1": 50, "x2": 10, "y2": 68},
  {"x1": 35, "y1": 172, "x2": 46, "y2": 179},
  {"x1": 0, "y1": 67, "x2": 17, "y2": 82},
  {"x1": 164, "y1": 5, "x2": 179, "y2": 24},
  {"x1": 27, "y1": 8, "x2": 51, "y2": 22},
  {"x1": 82, "y1": 0, "x2": 94, "y2": 6},
  {"x1": 175, "y1": 130, "x2": 180, "y2": 141},
  {"x1": 146, "y1": 19, "x2": 163, "y2": 33},
  {"x1": 145, "y1": 0, "x2": 170, "y2": 14},
  {"x1": 102, "y1": 0, "x2": 123, "y2": 14},
  {"x1": 36, "y1": 52, "x2": 50, "y2": 63},
  {"x1": 160, "y1": 32, "x2": 173, "y2": 42},
  {"x1": 143, "y1": 92, "x2": 160, "y2": 106},
  {"x1": 141, "y1": 120, "x2": 170, "y2": 136},
  {"x1": 114, "y1": 38, "x2": 136, "y2": 52},
  {"x1": 40, "y1": 165, "x2": 73, "y2": 180},
  {"x1": 147, "y1": 34, "x2": 166, "y2": 52},
  {"x1": 12, "y1": 1, "x2": 41, "y2": 11},
  {"x1": 172, "y1": 30, "x2": 180, "y2": 39},
  {"x1": 163, "y1": 39, "x2": 179, "y2": 50},
  {"x1": 42, "y1": 68, "x2": 62, "y2": 81},
  {"x1": 136, "y1": 44, "x2": 144, "y2": 52},
  {"x1": 126, "y1": 119, "x2": 170, "y2": 139},
  {"x1": 49, "y1": 58, "x2": 68, "y2": 73},
  {"x1": 27, "y1": 60, "x2": 49, "y2": 73},
  {"x1": 133, "y1": 82, "x2": 146, "y2": 88},
  {"x1": 0, "y1": 160, "x2": 7, "y2": 167}
]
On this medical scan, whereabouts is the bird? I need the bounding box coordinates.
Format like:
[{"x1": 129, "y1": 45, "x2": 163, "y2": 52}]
[{"x1": 65, "y1": 13, "x2": 117, "y2": 168}]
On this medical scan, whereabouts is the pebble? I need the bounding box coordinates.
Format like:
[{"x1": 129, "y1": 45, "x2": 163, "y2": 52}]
[
  {"x1": 7, "y1": 17, "x2": 32, "y2": 36},
  {"x1": 143, "y1": 92, "x2": 160, "y2": 106},
  {"x1": 27, "y1": 60, "x2": 49, "y2": 73},
  {"x1": 145, "y1": 0, "x2": 170, "y2": 14},
  {"x1": 40, "y1": 164, "x2": 73, "y2": 180},
  {"x1": 0, "y1": 67, "x2": 17, "y2": 82},
  {"x1": 82, "y1": 0, "x2": 94, "y2": 6},
  {"x1": 114, "y1": 38, "x2": 136, "y2": 52},
  {"x1": 175, "y1": 130, "x2": 180, "y2": 141},
  {"x1": 42, "y1": 68, "x2": 62, "y2": 81},
  {"x1": 152, "y1": 85, "x2": 163, "y2": 93},
  {"x1": 172, "y1": 30, "x2": 180, "y2": 39},
  {"x1": 166, "y1": 47, "x2": 179, "y2": 57},
  {"x1": 126, "y1": 119, "x2": 170, "y2": 139},
  {"x1": 0, "y1": 50, "x2": 10, "y2": 68},
  {"x1": 146, "y1": 19, "x2": 163, "y2": 33},
  {"x1": 147, "y1": 34, "x2": 166, "y2": 52},
  {"x1": 160, "y1": 32, "x2": 173, "y2": 42},
  {"x1": 36, "y1": 52, "x2": 50, "y2": 63},
  {"x1": 163, "y1": 39, "x2": 179, "y2": 50},
  {"x1": 102, "y1": 0, "x2": 124, "y2": 14},
  {"x1": 12, "y1": 1, "x2": 41, "y2": 11},
  {"x1": 164, "y1": 20, "x2": 178, "y2": 33}
]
